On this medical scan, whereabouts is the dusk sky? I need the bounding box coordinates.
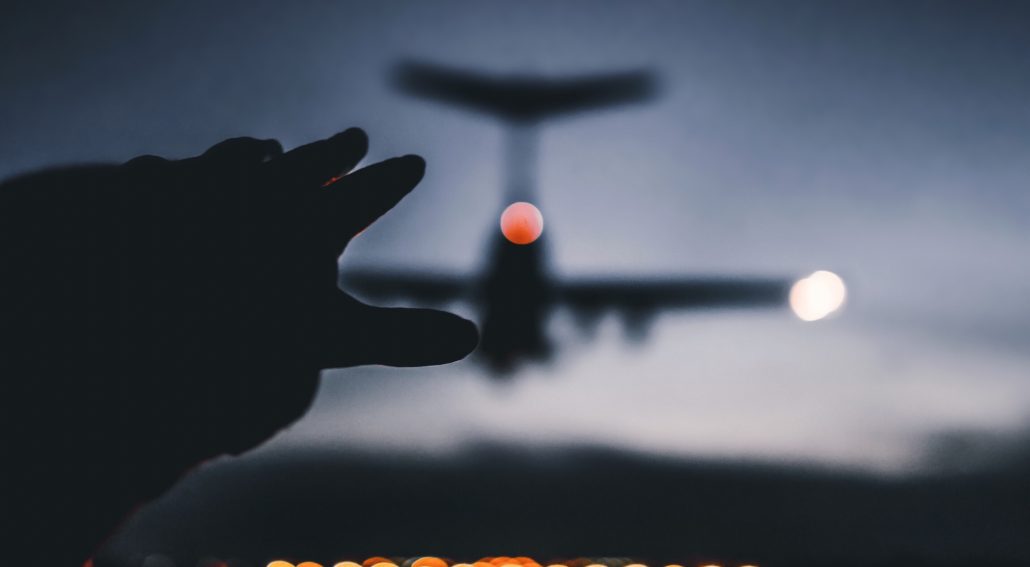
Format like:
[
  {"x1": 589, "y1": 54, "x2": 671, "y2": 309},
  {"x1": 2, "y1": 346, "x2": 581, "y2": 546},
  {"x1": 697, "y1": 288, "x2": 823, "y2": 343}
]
[{"x1": 3, "y1": 0, "x2": 1030, "y2": 474}]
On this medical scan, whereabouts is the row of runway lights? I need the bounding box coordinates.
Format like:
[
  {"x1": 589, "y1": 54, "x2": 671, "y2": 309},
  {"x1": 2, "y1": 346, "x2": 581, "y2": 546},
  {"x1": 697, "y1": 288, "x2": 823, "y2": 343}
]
[{"x1": 266, "y1": 559, "x2": 758, "y2": 567}]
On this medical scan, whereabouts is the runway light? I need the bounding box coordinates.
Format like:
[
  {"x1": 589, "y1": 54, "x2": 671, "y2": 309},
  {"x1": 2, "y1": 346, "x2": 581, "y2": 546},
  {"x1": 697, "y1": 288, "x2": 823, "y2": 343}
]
[
  {"x1": 790, "y1": 270, "x2": 846, "y2": 321},
  {"x1": 500, "y1": 201, "x2": 544, "y2": 245}
]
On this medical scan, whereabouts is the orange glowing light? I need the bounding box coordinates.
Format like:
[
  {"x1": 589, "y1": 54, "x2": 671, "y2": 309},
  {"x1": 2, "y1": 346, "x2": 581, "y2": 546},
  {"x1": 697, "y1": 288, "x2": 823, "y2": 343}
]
[
  {"x1": 371, "y1": 562, "x2": 398, "y2": 567},
  {"x1": 413, "y1": 558, "x2": 448, "y2": 567},
  {"x1": 267, "y1": 562, "x2": 295, "y2": 567},
  {"x1": 297, "y1": 563, "x2": 324, "y2": 567},
  {"x1": 335, "y1": 563, "x2": 362, "y2": 567},
  {"x1": 500, "y1": 202, "x2": 544, "y2": 245},
  {"x1": 363, "y1": 558, "x2": 391, "y2": 567}
]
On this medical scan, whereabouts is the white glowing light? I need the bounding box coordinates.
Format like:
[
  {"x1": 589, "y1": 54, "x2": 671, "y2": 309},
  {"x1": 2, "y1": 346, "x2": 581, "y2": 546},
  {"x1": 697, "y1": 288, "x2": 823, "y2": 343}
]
[{"x1": 790, "y1": 270, "x2": 847, "y2": 321}]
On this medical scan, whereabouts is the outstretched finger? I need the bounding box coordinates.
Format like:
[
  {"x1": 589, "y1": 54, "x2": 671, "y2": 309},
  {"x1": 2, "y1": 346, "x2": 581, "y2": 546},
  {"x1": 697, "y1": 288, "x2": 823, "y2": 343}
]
[
  {"x1": 317, "y1": 302, "x2": 478, "y2": 368},
  {"x1": 201, "y1": 137, "x2": 284, "y2": 166},
  {"x1": 310, "y1": 155, "x2": 425, "y2": 251},
  {"x1": 270, "y1": 127, "x2": 368, "y2": 191}
]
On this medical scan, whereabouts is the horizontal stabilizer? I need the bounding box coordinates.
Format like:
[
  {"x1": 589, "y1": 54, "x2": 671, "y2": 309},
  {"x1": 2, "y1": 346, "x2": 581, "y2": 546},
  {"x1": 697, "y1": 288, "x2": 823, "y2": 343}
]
[{"x1": 394, "y1": 60, "x2": 658, "y2": 122}]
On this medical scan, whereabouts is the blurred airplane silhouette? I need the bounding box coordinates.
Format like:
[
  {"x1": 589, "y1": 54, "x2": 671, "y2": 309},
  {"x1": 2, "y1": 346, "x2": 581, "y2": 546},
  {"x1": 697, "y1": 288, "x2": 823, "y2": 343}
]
[{"x1": 342, "y1": 60, "x2": 793, "y2": 373}]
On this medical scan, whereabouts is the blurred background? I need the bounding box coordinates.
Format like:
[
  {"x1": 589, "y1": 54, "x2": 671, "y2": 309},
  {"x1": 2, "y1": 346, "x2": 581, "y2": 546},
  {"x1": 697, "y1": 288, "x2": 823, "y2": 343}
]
[{"x1": 2, "y1": 1, "x2": 1029, "y2": 566}]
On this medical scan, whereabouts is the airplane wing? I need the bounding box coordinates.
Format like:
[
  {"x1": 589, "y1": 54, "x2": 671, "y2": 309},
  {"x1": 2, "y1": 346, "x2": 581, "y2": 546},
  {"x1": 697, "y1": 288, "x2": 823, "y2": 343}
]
[
  {"x1": 394, "y1": 60, "x2": 657, "y2": 122},
  {"x1": 558, "y1": 276, "x2": 792, "y2": 311},
  {"x1": 342, "y1": 268, "x2": 792, "y2": 341},
  {"x1": 557, "y1": 276, "x2": 792, "y2": 337},
  {"x1": 340, "y1": 267, "x2": 472, "y2": 305},
  {"x1": 344, "y1": 269, "x2": 791, "y2": 312}
]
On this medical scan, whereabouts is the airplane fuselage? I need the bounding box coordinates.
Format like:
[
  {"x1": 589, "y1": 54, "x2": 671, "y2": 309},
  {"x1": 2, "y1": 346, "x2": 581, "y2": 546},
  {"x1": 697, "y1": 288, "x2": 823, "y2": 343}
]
[{"x1": 476, "y1": 231, "x2": 554, "y2": 372}]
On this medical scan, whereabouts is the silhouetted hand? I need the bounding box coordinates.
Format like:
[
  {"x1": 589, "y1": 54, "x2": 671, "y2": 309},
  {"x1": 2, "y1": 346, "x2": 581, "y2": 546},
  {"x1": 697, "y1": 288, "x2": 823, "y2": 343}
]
[{"x1": 0, "y1": 128, "x2": 477, "y2": 564}]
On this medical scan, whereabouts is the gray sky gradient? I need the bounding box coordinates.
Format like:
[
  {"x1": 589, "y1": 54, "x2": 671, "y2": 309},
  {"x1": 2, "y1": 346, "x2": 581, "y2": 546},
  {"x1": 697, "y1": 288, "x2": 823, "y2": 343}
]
[{"x1": 3, "y1": 0, "x2": 1029, "y2": 473}]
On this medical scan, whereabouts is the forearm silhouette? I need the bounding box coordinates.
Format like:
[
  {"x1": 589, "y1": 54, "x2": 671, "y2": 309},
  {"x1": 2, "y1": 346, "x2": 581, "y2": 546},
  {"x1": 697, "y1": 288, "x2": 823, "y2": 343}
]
[{"x1": 0, "y1": 128, "x2": 478, "y2": 564}]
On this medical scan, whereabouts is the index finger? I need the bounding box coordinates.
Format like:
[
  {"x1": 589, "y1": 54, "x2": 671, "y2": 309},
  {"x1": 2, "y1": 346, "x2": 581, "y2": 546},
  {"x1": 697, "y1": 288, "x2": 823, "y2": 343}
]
[{"x1": 268, "y1": 127, "x2": 369, "y2": 191}]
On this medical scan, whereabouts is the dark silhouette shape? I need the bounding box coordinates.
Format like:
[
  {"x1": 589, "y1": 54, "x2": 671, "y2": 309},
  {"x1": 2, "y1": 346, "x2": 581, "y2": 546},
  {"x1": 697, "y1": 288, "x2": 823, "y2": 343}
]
[
  {"x1": 343, "y1": 61, "x2": 791, "y2": 373},
  {"x1": 394, "y1": 60, "x2": 658, "y2": 124},
  {"x1": 0, "y1": 129, "x2": 478, "y2": 565}
]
